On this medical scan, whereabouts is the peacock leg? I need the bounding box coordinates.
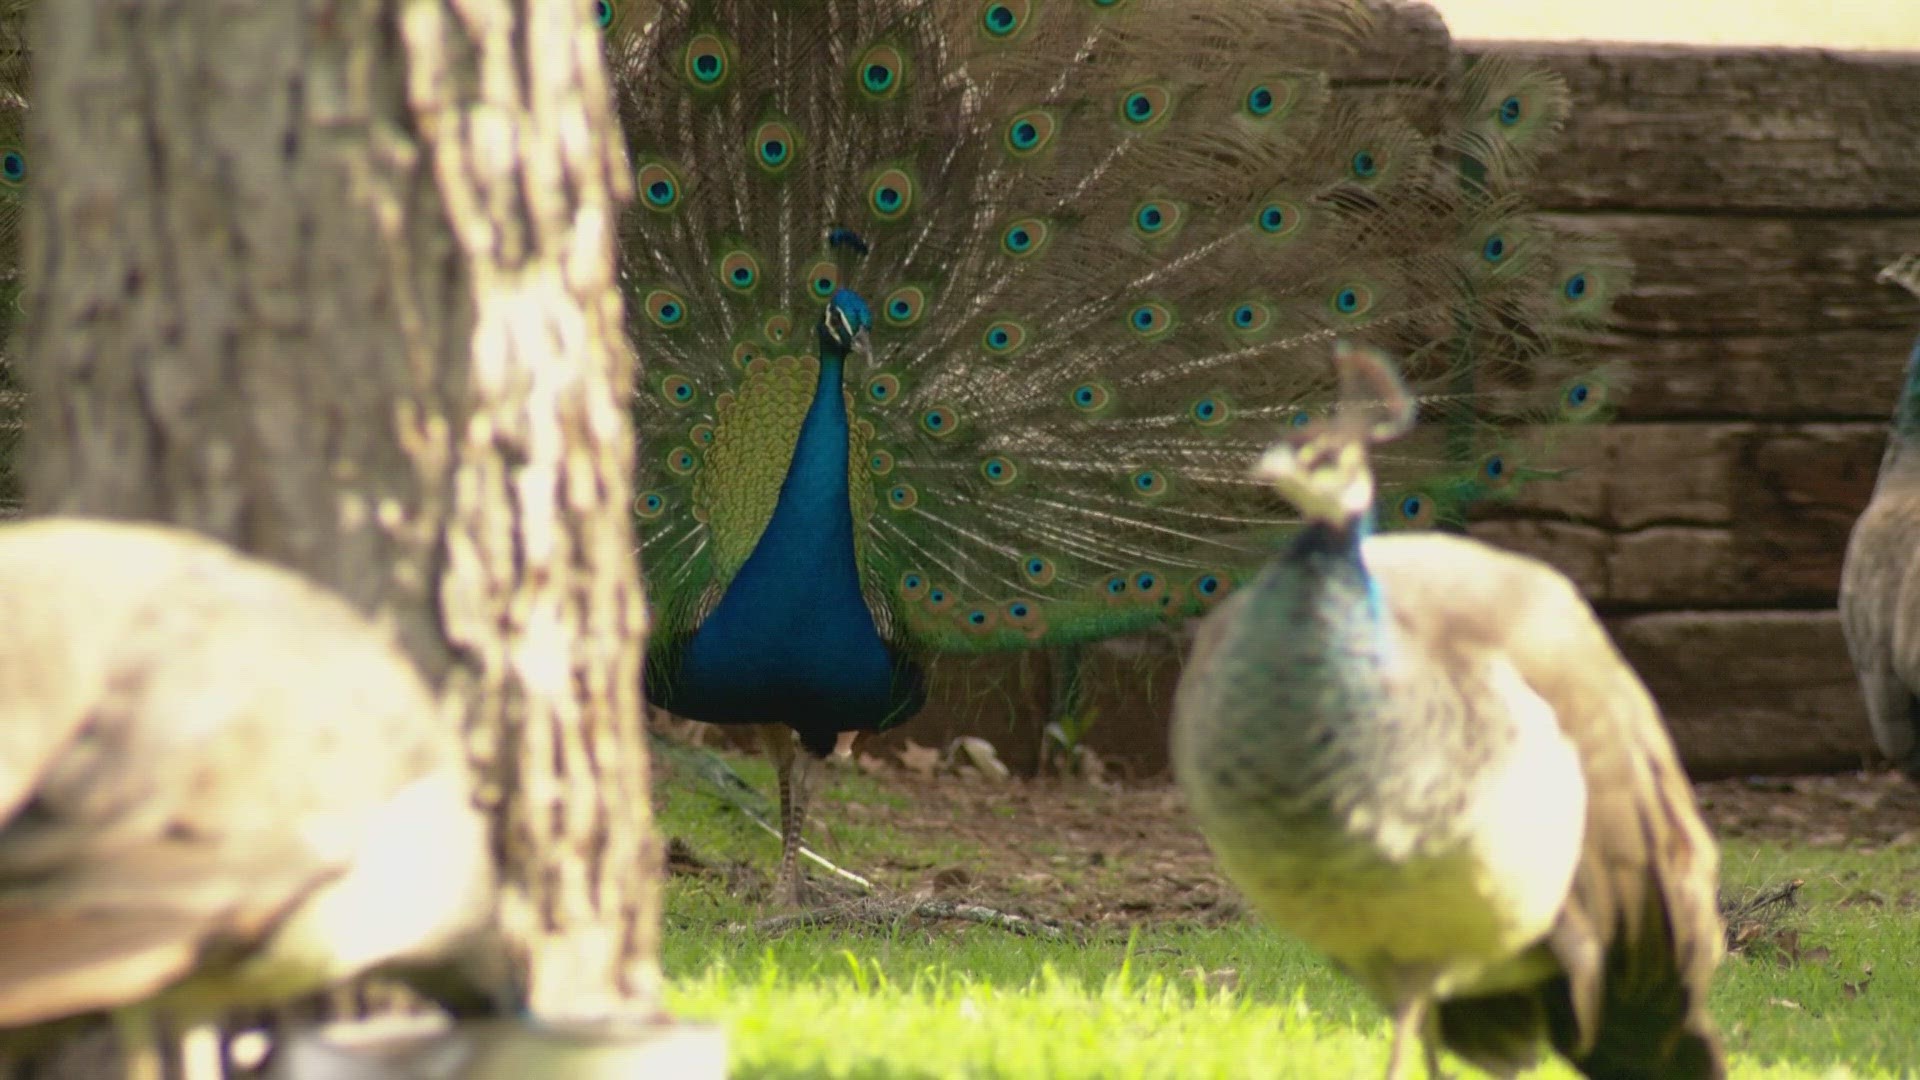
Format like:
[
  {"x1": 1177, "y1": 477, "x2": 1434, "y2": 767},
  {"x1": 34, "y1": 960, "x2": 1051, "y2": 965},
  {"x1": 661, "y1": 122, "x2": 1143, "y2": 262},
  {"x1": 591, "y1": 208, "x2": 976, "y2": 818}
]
[
  {"x1": 1383, "y1": 996, "x2": 1429, "y2": 1080},
  {"x1": 759, "y1": 725, "x2": 817, "y2": 906},
  {"x1": 1422, "y1": 1038, "x2": 1453, "y2": 1080}
]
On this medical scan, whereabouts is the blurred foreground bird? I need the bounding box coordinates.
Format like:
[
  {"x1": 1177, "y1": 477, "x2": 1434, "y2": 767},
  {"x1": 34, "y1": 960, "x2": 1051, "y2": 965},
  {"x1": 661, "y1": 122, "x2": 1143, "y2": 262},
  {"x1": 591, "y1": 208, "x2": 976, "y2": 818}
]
[
  {"x1": 1171, "y1": 343, "x2": 1725, "y2": 1079},
  {"x1": 1840, "y1": 258, "x2": 1920, "y2": 777},
  {"x1": 604, "y1": 0, "x2": 1625, "y2": 905},
  {"x1": 0, "y1": 518, "x2": 505, "y2": 1079}
]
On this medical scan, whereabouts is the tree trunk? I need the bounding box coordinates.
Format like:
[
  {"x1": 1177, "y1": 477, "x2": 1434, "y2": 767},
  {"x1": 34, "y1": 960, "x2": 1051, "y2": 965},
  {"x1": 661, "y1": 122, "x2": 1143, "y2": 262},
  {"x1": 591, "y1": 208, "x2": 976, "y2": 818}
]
[{"x1": 21, "y1": 0, "x2": 658, "y2": 1017}]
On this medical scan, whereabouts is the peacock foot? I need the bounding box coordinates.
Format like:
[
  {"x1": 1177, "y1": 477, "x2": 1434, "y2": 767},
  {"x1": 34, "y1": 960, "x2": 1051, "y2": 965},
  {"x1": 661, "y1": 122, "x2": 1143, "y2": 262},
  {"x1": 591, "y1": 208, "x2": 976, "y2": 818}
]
[
  {"x1": 768, "y1": 868, "x2": 870, "y2": 911},
  {"x1": 775, "y1": 874, "x2": 829, "y2": 911}
]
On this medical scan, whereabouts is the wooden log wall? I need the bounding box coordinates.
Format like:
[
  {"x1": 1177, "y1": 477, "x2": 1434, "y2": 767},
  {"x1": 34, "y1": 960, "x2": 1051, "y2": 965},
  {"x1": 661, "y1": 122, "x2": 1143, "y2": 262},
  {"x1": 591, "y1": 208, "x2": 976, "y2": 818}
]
[{"x1": 868, "y1": 7, "x2": 1920, "y2": 780}]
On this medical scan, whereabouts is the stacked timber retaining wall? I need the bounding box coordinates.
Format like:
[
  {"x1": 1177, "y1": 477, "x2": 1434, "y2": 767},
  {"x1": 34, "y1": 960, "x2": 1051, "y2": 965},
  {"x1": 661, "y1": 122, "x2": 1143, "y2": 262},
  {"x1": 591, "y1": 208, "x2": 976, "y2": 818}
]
[{"x1": 867, "y1": 8, "x2": 1920, "y2": 780}]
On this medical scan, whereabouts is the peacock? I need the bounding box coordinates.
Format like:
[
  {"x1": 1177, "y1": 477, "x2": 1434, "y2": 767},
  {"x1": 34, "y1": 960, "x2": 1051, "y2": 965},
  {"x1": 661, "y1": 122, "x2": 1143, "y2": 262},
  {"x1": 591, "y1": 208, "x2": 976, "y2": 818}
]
[
  {"x1": 1170, "y1": 341, "x2": 1725, "y2": 1080},
  {"x1": 1840, "y1": 255, "x2": 1920, "y2": 777},
  {"x1": 601, "y1": 0, "x2": 1626, "y2": 904},
  {"x1": 0, "y1": 1, "x2": 1625, "y2": 907}
]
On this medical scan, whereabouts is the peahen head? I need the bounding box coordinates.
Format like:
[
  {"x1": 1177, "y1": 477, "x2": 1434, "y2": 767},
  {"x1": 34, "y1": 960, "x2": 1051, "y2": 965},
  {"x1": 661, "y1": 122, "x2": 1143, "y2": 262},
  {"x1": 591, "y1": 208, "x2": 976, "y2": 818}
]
[
  {"x1": 819, "y1": 287, "x2": 873, "y2": 359},
  {"x1": 1255, "y1": 341, "x2": 1416, "y2": 527}
]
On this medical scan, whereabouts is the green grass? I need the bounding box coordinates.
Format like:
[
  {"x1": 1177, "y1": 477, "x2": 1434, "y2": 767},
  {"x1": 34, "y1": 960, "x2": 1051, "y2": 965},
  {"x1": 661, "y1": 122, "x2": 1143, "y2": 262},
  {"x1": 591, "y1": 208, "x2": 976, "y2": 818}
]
[{"x1": 656, "y1": 751, "x2": 1920, "y2": 1078}]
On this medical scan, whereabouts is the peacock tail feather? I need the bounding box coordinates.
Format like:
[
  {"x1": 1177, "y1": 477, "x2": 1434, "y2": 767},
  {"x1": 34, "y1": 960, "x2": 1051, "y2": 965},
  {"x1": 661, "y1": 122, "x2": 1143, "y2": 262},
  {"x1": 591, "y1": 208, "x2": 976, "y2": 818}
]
[{"x1": 605, "y1": 0, "x2": 1627, "y2": 667}]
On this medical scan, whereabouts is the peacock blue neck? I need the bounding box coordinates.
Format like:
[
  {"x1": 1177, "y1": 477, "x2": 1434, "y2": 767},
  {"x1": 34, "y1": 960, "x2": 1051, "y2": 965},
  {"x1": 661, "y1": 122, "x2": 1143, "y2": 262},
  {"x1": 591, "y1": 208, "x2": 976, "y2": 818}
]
[
  {"x1": 1896, "y1": 331, "x2": 1920, "y2": 438},
  {"x1": 663, "y1": 340, "x2": 922, "y2": 750}
]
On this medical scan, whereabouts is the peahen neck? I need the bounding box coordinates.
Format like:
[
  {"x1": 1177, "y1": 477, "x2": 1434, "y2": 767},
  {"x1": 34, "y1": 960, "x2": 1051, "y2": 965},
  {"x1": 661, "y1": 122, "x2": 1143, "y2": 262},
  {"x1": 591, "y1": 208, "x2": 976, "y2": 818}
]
[
  {"x1": 1186, "y1": 514, "x2": 1494, "y2": 850},
  {"x1": 665, "y1": 342, "x2": 920, "y2": 751},
  {"x1": 1894, "y1": 332, "x2": 1920, "y2": 439},
  {"x1": 1222, "y1": 516, "x2": 1398, "y2": 726},
  {"x1": 1253, "y1": 517, "x2": 1387, "y2": 633},
  {"x1": 1182, "y1": 516, "x2": 1409, "y2": 833},
  {"x1": 1880, "y1": 332, "x2": 1920, "y2": 483}
]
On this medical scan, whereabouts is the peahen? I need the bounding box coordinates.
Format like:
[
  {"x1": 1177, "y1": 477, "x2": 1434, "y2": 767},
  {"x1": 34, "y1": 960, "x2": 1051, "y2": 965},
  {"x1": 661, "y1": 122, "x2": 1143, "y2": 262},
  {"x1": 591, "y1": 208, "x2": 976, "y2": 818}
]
[
  {"x1": 1170, "y1": 342, "x2": 1725, "y2": 1080},
  {"x1": 0, "y1": 518, "x2": 508, "y2": 1079},
  {"x1": 602, "y1": 0, "x2": 1625, "y2": 904},
  {"x1": 1840, "y1": 255, "x2": 1920, "y2": 777}
]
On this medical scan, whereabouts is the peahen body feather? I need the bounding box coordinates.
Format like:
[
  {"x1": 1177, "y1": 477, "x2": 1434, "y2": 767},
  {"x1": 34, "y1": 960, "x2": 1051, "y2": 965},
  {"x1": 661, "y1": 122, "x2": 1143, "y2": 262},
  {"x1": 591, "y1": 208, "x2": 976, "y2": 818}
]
[{"x1": 600, "y1": 0, "x2": 1626, "y2": 769}]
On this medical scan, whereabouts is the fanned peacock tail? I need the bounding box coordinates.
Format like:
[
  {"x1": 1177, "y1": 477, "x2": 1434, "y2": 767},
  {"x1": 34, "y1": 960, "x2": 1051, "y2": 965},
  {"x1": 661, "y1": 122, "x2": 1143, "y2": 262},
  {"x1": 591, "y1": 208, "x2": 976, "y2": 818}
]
[{"x1": 605, "y1": 0, "x2": 1627, "y2": 668}]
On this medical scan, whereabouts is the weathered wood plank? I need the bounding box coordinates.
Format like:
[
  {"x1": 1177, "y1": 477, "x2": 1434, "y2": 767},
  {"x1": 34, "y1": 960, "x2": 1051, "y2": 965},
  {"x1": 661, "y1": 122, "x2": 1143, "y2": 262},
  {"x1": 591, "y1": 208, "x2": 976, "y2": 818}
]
[
  {"x1": 1474, "y1": 422, "x2": 1881, "y2": 606},
  {"x1": 1490, "y1": 421, "x2": 1883, "y2": 530},
  {"x1": 1612, "y1": 611, "x2": 1879, "y2": 777},
  {"x1": 1463, "y1": 43, "x2": 1920, "y2": 214},
  {"x1": 1469, "y1": 518, "x2": 1847, "y2": 609},
  {"x1": 1601, "y1": 328, "x2": 1915, "y2": 421},
  {"x1": 1547, "y1": 213, "x2": 1920, "y2": 336},
  {"x1": 871, "y1": 609, "x2": 1883, "y2": 781}
]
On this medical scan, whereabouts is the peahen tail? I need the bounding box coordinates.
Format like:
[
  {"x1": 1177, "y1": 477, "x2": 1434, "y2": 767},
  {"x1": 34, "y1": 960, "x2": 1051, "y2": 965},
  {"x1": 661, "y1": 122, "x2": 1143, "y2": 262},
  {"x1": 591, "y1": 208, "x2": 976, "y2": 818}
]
[{"x1": 606, "y1": 0, "x2": 1628, "y2": 664}]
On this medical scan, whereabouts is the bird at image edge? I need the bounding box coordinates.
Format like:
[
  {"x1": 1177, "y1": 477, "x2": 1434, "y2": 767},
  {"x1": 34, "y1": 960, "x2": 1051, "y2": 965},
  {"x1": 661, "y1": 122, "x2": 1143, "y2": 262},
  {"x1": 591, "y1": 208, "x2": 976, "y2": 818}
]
[
  {"x1": 1840, "y1": 256, "x2": 1920, "y2": 778},
  {"x1": 627, "y1": 0, "x2": 1622, "y2": 906}
]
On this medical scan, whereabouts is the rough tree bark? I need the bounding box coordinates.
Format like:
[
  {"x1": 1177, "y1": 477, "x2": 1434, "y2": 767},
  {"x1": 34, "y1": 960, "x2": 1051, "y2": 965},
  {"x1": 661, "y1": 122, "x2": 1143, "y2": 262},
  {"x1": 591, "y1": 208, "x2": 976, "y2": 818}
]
[{"x1": 21, "y1": 0, "x2": 659, "y2": 1016}]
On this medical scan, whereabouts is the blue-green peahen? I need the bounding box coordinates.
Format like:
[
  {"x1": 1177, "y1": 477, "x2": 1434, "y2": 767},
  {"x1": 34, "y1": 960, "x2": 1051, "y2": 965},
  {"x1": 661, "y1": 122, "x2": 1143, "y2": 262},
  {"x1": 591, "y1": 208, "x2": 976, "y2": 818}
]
[
  {"x1": 599, "y1": 0, "x2": 1625, "y2": 903},
  {"x1": 1170, "y1": 341, "x2": 1725, "y2": 1079}
]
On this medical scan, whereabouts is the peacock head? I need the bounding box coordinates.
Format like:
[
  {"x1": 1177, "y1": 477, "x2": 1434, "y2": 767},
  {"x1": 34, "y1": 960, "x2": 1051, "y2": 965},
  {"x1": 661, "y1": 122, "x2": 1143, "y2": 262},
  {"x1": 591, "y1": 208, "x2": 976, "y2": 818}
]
[
  {"x1": 820, "y1": 287, "x2": 874, "y2": 358},
  {"x1": 1255, "y1": 341, "x2": 1416, "y2": 526}
]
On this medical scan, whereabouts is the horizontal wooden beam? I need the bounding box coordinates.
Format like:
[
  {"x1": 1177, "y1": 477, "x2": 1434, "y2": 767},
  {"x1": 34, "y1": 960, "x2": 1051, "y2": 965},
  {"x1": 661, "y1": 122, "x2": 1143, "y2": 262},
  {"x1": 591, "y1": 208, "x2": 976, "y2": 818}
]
[
  {"x1": 1546, "y1": 213, "x2": 1920, "y2": 337},
  {"x1": 873, "y1": 608, "x2": 1884, "y2": 781},
  {"x1": 1468, "y1": 43, "x2": 1920, "y2": 214},
  {"x1": 1602, "y1": 328, "x2": 1915, "y2": 421},
  {"x1": 1612, "y1": 610, "x2": 1879, "y2": 777},
  {"x1": 1490, "y1": 420, "x2": 1882, "y2": 525},
  {"x1": 1473, "y1": 421, "x2": 1882, "y2": 606}
]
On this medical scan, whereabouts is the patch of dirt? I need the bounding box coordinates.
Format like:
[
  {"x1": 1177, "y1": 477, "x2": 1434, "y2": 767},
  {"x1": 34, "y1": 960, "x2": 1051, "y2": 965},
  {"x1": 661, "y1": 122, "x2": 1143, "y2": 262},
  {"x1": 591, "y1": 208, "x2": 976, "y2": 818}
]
[
  {"x1": 819, "y1": 752, "x2": 1920, "y2": 926},
  {"x1": 835, "y1": 760, "x2": 1246, "y2": 929},
  {"x1": 1694, "y1": 771, "x2": 1920, "y2": 850}
]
